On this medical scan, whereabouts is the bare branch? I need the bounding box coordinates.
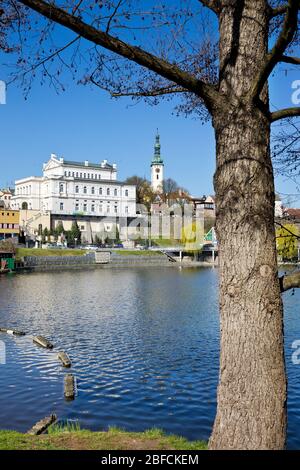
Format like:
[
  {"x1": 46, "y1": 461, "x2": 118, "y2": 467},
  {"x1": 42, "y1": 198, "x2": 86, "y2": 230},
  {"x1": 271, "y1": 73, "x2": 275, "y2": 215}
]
[
  {"x1": 7, "y1": 35, "x2": 80, "y2": 85},
  {"x1": 17, "y1": 0, "x2": 221, "y2": 110},
  {"x1": 250, "y1": 0, "x2": 300, "y2": 101},
  {"x1": 275, "y1": 221, "x2": 300, "y2": 239},
  {"x1": 198, "y1": 0, "x2": 221, "y2": 14},
  {"x1": 106, "y1": 0, "x2": 123, "y2": 34},
  {"x1": 280, "y1": 272, "x2": 300, "y2": 292},
  {"x1": 281, "y1": 54, "x2": 300, "y2": 64},
  {"x1": 270, "y1": 4, "x2": 288, "y2": 17},
  {"x1": 271, "y1": 107, "x2": 300, "y2": 122},
  {"x1": 89, "y1": 78, "x2": 187, "y2": 98}
]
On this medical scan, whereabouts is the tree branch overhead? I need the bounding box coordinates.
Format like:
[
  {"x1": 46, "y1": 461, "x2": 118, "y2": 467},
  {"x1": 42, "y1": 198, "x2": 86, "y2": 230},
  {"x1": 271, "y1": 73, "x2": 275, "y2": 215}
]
[{"x1": 18, "y1": 0, "x2": 221, "y2": 110}]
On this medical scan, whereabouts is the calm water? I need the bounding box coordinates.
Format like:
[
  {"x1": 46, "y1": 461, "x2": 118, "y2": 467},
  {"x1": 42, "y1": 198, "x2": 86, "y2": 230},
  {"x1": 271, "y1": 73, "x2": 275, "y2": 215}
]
[{"x1": 0, "y1": 267, "x2": 300, "y2": 448}]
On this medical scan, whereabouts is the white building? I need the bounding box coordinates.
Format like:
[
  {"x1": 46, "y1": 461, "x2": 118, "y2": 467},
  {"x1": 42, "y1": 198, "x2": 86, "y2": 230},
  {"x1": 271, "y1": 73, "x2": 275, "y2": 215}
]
[
  {"x1": 11, "y1": 154, "x2": 136, "y2": 218},
  {"x1": 151, "y1": 132, "x2": 164, "y2": 193},
  {"x1": 0, "y1": 189, "x2": 13, "y2": 208}
]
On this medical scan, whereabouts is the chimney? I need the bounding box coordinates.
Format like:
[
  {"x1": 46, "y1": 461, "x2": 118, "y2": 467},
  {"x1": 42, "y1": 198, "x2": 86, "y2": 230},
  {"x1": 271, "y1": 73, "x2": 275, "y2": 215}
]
[{"x1": 84, "y1": 160, "x2": 89, "y2": 166}]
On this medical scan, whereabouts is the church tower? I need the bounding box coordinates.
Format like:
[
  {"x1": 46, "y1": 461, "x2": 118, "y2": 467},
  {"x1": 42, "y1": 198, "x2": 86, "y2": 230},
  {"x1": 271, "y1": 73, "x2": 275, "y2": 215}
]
[{"x1": 151, "y1": 131, "x2": 164, "y2": 193}]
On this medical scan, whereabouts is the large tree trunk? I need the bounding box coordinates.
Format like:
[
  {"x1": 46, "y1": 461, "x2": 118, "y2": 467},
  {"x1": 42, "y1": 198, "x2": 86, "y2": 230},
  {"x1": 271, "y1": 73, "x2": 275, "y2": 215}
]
[{"x1": 209, "y1": 0, "x2": 287, "y2": 449}]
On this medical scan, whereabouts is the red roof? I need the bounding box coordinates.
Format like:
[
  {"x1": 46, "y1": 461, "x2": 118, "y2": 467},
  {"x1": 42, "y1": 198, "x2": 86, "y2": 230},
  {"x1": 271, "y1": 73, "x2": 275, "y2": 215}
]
[{"x1": 283, "y1": 208, "x2": 300, "y2": 219}]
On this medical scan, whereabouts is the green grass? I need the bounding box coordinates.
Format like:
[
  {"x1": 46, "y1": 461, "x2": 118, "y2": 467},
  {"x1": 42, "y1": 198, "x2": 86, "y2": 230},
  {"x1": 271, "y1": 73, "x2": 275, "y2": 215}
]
[
  {"x1": 0, "y1": 427, "x2": 207, "y2": 450},
  {"x1": 151, "y1": 239, "x2": 183, "y2": 248},
  {"x1": 47, "y1": 420, "x2": 81, "y2": 434},
  {"x1": 115, "y1": 250, "x2": 162, "y2": 256},
  {"x1": 16, "y1": 248, "x2": 87, "y2": 260}
]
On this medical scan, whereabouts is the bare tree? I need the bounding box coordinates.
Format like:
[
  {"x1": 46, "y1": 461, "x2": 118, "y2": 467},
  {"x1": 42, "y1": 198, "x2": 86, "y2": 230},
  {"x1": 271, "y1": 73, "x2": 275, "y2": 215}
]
[{"x1": 2, "y1": 0, "x2": 300, "y2": 449}]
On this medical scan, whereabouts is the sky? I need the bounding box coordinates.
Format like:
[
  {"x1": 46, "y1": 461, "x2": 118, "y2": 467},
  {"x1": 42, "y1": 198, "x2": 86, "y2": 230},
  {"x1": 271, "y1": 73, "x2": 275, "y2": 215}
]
[{"x1": 0, "y1": 4, "x2": 300, "y2": 205}]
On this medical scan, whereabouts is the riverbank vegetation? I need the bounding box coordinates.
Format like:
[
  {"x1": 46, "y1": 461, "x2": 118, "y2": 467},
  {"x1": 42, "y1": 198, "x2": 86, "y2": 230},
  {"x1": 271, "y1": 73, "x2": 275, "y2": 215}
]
[
  {"x1": 0, "y1": 427, "x2": 207, "y2": 450},
  {"x1": 16, "y1": 248, "x2": 87, "y2": 259}
]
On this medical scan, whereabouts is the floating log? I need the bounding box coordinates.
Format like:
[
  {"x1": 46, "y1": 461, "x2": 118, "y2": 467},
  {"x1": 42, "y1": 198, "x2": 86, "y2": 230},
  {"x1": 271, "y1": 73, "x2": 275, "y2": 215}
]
[
  {"x1": 33, "y1": 335, "x2": 54, "y2": 349},
  {"x1": 0, "y1": 327, "x2": 25, "y2": 336},
  {"x1": 64, "y1": 374, "x2": 76, "y2": 400},
  {"x1": 58, "y1": 351, "x2": 71, "y2": 368},
  {"x1": 27, "y1": 414, "x2": 57, "y2": 435}
]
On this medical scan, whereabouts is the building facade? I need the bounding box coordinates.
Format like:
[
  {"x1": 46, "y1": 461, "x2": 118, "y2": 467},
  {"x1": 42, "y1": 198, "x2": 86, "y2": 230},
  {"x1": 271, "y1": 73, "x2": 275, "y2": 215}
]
[
  {"x1": 0, "y1": 189, "x2": 13, "y2": 208},
  {"x1": 11, "y1": 154, "x2": 136, "y2": 218},
  {"x1": 151, "y1": 132, "x2": 164, "y2": 193},
  {"x1": 0, "y1": 209, "x2": 19, "y2": 240}
]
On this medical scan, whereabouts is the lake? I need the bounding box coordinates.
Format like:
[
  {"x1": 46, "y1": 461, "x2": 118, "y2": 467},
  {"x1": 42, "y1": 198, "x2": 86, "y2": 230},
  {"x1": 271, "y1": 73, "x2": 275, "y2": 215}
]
[{"x1": 0, "y1": 267, "x2": 300, "y2": 448}]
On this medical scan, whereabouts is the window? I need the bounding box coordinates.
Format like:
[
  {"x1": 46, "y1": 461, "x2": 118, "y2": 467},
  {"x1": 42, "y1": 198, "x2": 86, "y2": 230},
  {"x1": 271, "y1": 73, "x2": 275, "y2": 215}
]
[
  {"x1": 114, "y1": 188, "x2": 118, "y2": 196},
  {"x1": 99, "y1": 203, "x2": 103, "y2": 213},
  {"x1": 91, "y1": 187, "x2": 95, "y2": 195},
  {"x1": 83, "y1": 186, "x2": 87, "y2": 194},
  {"x1": 75, "y1": 203, "x2": 79, "y2": 211},
  {"x1": 125, "y1": 206, "x2": 129, "y2": 214},
  {"x1": 60, "y1": 183, "x2": 64, "y2": 193},
  {"x1": 83, "y1": 204, "x2": 87, "y2": 212},
  {"x1": 107, "y1": 188, "x2": 110, "y2": 196},
  {"x1": 75, "y1": 186, "x2": 79, "y2": 193},
  {"x1": 91, "y1": 204, "x2": 95, "y2": 212},
  {"x1": 107, "y1": 204, "x2": 110, "y2": 213},
  {"x1": 76, "y1": 172, "x2": 78, "y2": 177},
  {"x1": 80, "y1": 173, "x2": 82, "y2": 178},
  {"x1": 99, "y1": 187, "x2": 102, "y2": 195},
  {"x1": 84, "y1": 173, "x2": 86, "y2": 178},
  {"x1": 87, "y1": 173, "x2": 90, "y2": 179},
  {"x1": 125, "y1": 189, "x2": 129, "y2": 197},
  {"x1": 60, "y1": 202, "x2": 64, "y2": 211},
  {"x1": 114, "y1": 205, "x2": 118, "y2": 214}
]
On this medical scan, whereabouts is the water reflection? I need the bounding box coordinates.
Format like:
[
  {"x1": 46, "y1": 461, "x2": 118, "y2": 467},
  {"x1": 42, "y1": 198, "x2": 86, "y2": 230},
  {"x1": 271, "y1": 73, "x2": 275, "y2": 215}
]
[{"x1": 1, "y1": 267, "x2": 299, "y2": 448}]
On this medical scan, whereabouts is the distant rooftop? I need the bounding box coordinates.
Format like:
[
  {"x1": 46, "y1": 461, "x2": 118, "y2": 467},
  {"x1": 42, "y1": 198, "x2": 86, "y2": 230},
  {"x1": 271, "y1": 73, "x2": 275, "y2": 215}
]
[
  {"x1": 49, "y1": 154, "x2": 116, "y2": 170},
  {"x1": 63, "y1": 159, "x2": 115, "y2": 170}
]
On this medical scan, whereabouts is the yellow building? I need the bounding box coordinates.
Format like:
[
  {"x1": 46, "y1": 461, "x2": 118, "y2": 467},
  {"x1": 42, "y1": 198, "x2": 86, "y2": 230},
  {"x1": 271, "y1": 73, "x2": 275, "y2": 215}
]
[{"x1": 0, "y1": 209, "x2": 20, "y2": 240}]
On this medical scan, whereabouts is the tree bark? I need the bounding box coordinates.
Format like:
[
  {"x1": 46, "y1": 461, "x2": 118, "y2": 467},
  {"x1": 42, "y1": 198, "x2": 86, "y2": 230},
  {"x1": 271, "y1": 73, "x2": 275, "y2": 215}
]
[{"x1": 209, "y1": 0, "x2": 287, "y2": 450}]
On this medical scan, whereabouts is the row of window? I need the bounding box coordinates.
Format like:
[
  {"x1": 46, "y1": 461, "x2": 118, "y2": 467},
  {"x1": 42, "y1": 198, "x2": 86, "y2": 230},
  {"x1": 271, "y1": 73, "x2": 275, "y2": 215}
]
[
  {"x1": 60, "y1": 184, "x2": 129, "y2": 197},
  {"x1": 1, "y1": 212, "x2": 16, "y2": 217},
  {"x1": 59, "y1": 202, "x2": 129, "y2": 214},
  {"x1": 16, "y1": 186, "x2": 31, "y2": 195},
  {"x1": 64, "y1": 171, "x2": 107, "y2": 179},
  {"x1": 0, "y1": 223, "x2": 19, "y2": 229}
]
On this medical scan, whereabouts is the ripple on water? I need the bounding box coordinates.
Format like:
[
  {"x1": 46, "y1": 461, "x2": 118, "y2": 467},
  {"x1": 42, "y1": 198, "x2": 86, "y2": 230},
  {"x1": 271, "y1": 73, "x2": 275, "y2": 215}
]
[{"x1": 0, "y1": 267, "x2": 230, "y2": 443}]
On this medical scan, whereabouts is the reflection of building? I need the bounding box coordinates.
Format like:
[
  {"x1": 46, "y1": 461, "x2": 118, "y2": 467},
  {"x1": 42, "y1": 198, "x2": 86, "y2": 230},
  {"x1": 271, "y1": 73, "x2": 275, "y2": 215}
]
[
  {"x1": 151, "y1": 132, "x2": 164, "y2": 193},
  {"x1": 0, "y1": 209, "x2": 19, "y2": 240}
]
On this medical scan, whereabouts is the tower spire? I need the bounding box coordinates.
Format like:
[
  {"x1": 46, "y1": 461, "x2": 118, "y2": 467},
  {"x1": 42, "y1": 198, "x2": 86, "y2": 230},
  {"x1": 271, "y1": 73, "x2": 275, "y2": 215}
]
[
  {"x1": 152, "y1": 130, "x2": 163, "y2": 164},
  {"x1": 151, "y1": 131, "x2": 164, "y2": 193}
]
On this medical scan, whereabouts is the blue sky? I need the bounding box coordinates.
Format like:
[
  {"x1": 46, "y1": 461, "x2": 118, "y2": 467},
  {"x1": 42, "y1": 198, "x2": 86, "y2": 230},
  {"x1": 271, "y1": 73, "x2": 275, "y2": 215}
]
[
  {"x1": 0, "y1": 78, "x2": 216, "y2": 197},
  {"x1": 0, "y1": 7, "x2": 299, "y2": 204}
]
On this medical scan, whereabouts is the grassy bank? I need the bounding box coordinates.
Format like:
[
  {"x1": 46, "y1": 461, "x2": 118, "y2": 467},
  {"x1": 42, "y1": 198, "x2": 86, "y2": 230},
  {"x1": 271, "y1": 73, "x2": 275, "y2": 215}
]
[
  {"x1": 115, "y1": 250, "x2": 162, "y2": 256},
  {"x1": 0, "y1": 427, "x2": 207, "y2": 450},
  {"x1": 16, "y1": 248, "x2": 87, "y2": 259}
]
